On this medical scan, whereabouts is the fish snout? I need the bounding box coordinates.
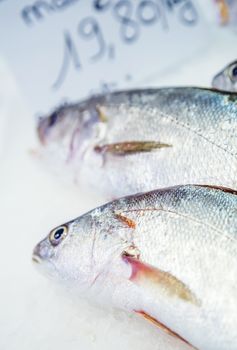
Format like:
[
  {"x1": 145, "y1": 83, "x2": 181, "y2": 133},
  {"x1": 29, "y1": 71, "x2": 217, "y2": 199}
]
[
  {"x1": 32, "y1": 238, "x2": 53, "y2": 264},
  {"x1": 37, "y1": 118, "x2": 49, "y2": 145},
  {"x1": 212, "y1": 73, "x2": 224, "y2": 89}
]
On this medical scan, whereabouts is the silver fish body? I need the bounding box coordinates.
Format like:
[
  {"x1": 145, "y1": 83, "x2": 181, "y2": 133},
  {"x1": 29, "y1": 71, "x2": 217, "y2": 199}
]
[
  {"x1": 212, "y1": 60, "x2": 237, "y2": 92},
  {"x1": 38, "y1": 88, "x2": 237, "y2": 197},
  {"x1": 33, "y1": 185, "x2": 237, "y2": 350}
]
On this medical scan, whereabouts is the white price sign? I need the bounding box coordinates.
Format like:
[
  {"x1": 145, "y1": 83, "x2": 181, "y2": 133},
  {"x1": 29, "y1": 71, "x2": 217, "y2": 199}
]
[{"x1": 0, "y1": 0, "x2": 210, "y2": 114}]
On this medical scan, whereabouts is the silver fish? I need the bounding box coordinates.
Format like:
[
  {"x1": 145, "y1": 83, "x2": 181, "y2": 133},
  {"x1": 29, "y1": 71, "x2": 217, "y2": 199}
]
[
  {"x1": 212, "y1": 60, "x2": 237, "y2": 92},
  {"x1": 33, "y1": 185, "x2": 237, "y2": 350},
  {"x1": 37, "y1": 88, "x2": 237, "y2": 197}
]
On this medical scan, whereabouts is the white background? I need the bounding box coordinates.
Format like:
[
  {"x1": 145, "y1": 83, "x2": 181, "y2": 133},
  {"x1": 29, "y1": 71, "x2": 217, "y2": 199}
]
[
  {"x1": 0, "y1": 0, "x2": 210, "y2": 114},
  {"x1": 1, "y1": 10, "x2": 237, "y2": 350}
]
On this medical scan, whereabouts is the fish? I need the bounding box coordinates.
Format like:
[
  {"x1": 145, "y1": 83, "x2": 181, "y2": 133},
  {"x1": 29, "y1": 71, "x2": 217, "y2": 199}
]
[
  {"x1": 37, "y1": 87, "x2": 237, "y2": 198},
  {"x1": 33, "y1": 184, "x2": 237, "y2": 350},
  {"x1": 212, "y1": 60, "x2": 237, "y2": 92}
]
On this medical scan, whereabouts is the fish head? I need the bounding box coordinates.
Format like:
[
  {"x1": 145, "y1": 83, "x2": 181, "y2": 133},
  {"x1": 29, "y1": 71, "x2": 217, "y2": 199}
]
[
  {"x1": 37, "y1": 101, "x2": 102, "y2": 160},
  {"x1": 212, "y1": 60, "x2": 237, "y2": 92},
  {"x1": 33, "y1": 205, "x2": 133, "y2": 294}
]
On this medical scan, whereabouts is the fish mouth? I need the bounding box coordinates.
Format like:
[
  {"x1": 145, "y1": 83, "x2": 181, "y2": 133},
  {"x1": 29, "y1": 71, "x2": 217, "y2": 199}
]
[
  {"x1": 32, "y1": 239, "x2": 46, "y2": 263},
  {"x1": 32, "y1": 238, "x2": 55, "y2": 265},
  {"x1": 32, "y1": 243, "x2": 43, "y2": 264}
]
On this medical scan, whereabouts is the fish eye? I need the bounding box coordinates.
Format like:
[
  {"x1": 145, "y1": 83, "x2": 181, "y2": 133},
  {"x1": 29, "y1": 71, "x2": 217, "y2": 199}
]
[
  {"x1": 228, "y1": 64, "x2": 237, "y2": 81},
  {"x1": 49, "y1": 225, "x2": 68, "y2": 246},
  {"x1": 48, "y1": 111, "x2": 58, "y2": 127}
]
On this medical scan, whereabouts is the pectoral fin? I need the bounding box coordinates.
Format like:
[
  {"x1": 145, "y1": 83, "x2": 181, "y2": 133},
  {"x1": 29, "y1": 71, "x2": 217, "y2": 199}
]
[
  {"x1": 123, "y1": 255, "x2": 200, "y2": 307},
  {"x1": 124, "y1": 255, "x2": 200, "y2": 349},
  {"x1": 94, "y1": 141, "x2": 171, "y2": 156}
]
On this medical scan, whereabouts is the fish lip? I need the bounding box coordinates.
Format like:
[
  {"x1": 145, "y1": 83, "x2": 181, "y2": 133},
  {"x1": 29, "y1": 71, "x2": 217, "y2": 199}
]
[{"x1": 32, "y1": 254, "x2": 42, "y2": 264}]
